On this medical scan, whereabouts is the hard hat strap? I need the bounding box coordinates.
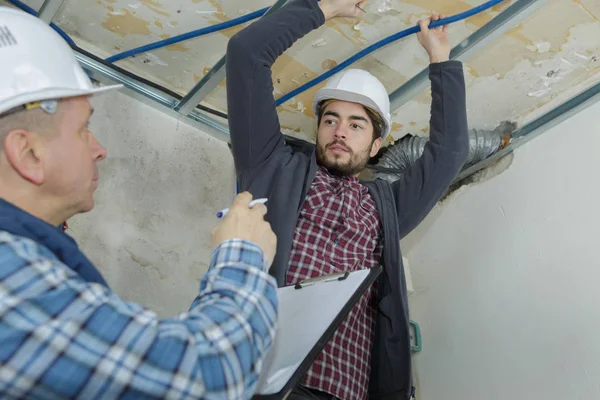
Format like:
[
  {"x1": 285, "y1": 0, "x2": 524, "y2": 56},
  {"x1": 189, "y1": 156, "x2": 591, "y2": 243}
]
[{"x1": 1, "y1": 99, "x2": 58, "y2": 118}]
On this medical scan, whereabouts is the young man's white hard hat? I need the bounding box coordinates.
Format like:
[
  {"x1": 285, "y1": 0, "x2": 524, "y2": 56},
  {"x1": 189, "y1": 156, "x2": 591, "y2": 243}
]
[
  {"x1": 313, "y1": 69, "x2": 392, "y2": 140},
  {"x1": 0, "y1": 7, "x2": 122, "y2": 116}
]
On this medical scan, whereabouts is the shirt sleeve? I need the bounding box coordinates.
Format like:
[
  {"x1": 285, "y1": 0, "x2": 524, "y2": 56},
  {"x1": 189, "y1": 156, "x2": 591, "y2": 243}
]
[
  {"x1": 0, "y1": 234, "x2": 278, "y2": 400},
  {"x1": 392, "y1": 61, "x2": 469, "y2": 238},
  {"x1": 226, "y1": 0, "x2": 325, "y2": 178}
]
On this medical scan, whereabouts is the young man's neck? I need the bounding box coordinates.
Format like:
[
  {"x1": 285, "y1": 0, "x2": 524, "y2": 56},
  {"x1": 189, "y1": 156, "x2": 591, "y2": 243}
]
[{"x1": 318, "y1": 165, "x2": 361, "y2": 180}]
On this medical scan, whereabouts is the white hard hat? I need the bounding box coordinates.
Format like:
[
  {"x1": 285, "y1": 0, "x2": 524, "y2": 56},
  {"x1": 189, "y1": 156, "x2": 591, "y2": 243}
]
[
  {"x1": 313, "y1": 69, "x2": 392, "y2": 140},
  {"x1": 0, "y1": 7, "x2": 121, "y2": 116}
]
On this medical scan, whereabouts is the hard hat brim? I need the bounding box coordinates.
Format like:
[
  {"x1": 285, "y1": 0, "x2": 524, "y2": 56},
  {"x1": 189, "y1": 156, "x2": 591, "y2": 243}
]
[
  {"x1": 313, "y1": 87, "x2": 392, "y2": 140},
  {"x1": 0, "y1": 83, "x2": 123, "y2": 116}
]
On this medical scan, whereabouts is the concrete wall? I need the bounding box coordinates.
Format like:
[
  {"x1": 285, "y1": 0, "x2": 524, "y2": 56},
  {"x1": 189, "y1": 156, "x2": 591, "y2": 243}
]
[
  {"x1": 69, "y1": 89, "x2": 235, "y2": 318},
  {"x1": 403, "y1": 100, "x2": 600, "y2": 399}
]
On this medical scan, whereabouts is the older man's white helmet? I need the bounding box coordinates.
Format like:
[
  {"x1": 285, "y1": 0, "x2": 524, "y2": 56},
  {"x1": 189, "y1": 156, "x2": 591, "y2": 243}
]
[
  {"x1": 313, "y1": 69, "x2": 392, "y2": 140},
  {"x1": 0, "y1": 7, "x2": 121, "y2": 116}
]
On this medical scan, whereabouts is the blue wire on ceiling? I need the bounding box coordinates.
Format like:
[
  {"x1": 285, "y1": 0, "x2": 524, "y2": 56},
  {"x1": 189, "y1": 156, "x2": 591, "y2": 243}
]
[
  {"x1": 106, "y1": 7, "x2": 271, "y2": 63},
  {"x1": 275, "y1": 0, "x2": 505, "y2": 105},
  {"x1": 107, "y1": 0, "x2": 504, "y2": 68},
  {"x1": 8, "y1": 0, "x2": 506, "y2": 111},
  {"x1": 5, "y1": 0, "x2": 76, "y2": 46},
  {"x1": 102, "y1": 0, "x2": 504, "y2": 106}
]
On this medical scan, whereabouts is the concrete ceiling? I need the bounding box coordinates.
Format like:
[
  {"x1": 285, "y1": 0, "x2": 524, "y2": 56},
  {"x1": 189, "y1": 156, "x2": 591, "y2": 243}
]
[{"x1": 9, "y1": 0, "x2": 600, "y2": 143}]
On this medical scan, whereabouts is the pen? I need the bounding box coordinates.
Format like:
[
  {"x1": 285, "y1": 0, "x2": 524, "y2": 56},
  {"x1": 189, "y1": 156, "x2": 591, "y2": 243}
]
[{"x1": 216, "y1": 198, "x2": 268, "y2": 218}]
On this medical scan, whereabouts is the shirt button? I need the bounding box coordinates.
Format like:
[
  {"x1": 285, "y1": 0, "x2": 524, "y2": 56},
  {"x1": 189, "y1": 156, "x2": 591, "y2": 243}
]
[{"x1": 334, "y1": 238, "x2": 339, "y2": 244}]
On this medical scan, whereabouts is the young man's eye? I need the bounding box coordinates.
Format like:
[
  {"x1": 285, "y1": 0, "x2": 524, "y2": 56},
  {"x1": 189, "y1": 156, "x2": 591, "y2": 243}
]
[{"x1": 351, "y1": 123, "x2": 363, "y2": 130}]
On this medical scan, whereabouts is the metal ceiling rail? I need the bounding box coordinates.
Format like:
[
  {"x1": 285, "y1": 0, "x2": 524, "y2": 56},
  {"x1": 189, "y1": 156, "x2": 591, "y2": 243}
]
[
  {"x1": 454, "y1": 79, "x2": 600, "y2": 182},
  {"x1": 38, "y1": 0, "x2": 65, "y2": 24},
  {"x1": 389, "y1": 0, "x2": 547, "y2": 112},
  {"x1": 173, "y1": 0, "x2": 291, "y2": 117},
  {"x1": 74, "y1": 50, "x2": 231, "y2": 142},
  {"x1": 174, "y1": 57, "x2": 227, "y2": 117},
  {"x1": 77, "y1": 33, "x2": 600, "y2": 187},
  {"x1": 21, "y1": 0, "x2": 600, "y2": 187}
]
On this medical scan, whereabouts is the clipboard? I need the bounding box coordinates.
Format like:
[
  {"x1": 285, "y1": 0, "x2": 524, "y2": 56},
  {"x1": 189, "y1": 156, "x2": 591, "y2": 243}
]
[{"x1": 253, "y1": 266, "x2": 382, "y2": 400}]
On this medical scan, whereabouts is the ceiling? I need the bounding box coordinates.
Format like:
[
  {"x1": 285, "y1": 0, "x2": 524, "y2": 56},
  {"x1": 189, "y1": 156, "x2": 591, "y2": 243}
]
[{"x1": 8, "y1": 0, "x2": 600, "y2": 144}]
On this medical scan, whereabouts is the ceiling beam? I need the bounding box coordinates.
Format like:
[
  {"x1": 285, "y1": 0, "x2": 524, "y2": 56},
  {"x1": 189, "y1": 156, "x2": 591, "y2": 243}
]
[
  {"x1": 174, "y1": 58, "x2": 226, "y2": 117},
  {"x1": 74, "y1": 49, "x2": 231, "y2": 142},
  {"x1": 38, "y1": 0, "x2": 65, "y2": 24},
  {"x1": 174, "y1": 0, "x2": 290, "y2": 117},
  {"x1": 454, "y1": 79, "x2": 600, "y2": 182},
  {"x1": 73, "y1": 29, "x2": 600, "y2": 188},
  {"x1": 389, "y1": 0, "x2": 548, "y2": 112}
]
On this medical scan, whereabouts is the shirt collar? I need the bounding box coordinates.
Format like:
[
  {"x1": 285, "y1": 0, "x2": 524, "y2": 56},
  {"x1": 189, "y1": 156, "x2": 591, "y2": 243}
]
[{"x1": 318, "y1": 166, "x2": 360, "y2": 184}]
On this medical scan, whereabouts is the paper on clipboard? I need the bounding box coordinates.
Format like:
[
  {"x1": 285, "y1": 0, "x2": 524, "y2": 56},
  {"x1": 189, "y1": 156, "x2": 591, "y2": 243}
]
[{"x1": 255, "y1": 268, "x2": 376, "y2": 396}]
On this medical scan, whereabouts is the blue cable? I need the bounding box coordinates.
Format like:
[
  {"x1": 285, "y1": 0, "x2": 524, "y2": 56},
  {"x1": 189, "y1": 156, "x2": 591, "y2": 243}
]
[
  {"x1": 107, "y1": 0, "x2": 502, "y2": 64},
  {"x1": 8, "y1": 0, "x2": 504, "y2": 109},
  {"x1": 276, "y1": 0, "x2": 504, "y2": 105},
  {"x1": 107, "y1": 7, "x2": 270, "y2": 63},
  {"x1": 105, "y1": 0, "x2": 503, "y2": 104},
  {"x1": 5, "y1": 0, "x2": 76, "y2": 46}
]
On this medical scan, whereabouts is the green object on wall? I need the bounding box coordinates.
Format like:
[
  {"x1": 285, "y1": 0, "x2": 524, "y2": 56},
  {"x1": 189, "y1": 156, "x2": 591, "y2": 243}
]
[{"x1": 410, "y1": 320, "x2": 422, "y2": 353}]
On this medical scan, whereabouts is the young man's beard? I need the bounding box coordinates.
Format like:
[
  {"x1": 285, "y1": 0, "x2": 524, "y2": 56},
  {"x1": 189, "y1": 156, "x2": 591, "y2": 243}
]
[{"x1": 316, "y1": 139, "x2": 371, "y2": 177}]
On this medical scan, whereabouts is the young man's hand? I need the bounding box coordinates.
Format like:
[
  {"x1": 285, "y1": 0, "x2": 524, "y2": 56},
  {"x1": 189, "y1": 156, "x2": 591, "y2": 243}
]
[
  {"x1": 319, "y1": 0, "x2": 366, "y2": 20},
  {"x1": 417, "y1": 13, "x2": 451, "y2": 64}
]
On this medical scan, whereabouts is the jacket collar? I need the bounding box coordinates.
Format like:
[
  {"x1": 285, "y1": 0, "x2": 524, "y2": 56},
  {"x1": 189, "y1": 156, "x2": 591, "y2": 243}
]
[{"x1": 0, "y1": 198, "x2": 108, "y2": 286}]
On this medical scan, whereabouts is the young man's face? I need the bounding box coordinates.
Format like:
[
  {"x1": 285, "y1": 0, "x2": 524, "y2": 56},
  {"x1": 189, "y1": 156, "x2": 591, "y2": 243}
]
[{"x1": 315, "y1": 100, "x2": 383, "y2": 177}]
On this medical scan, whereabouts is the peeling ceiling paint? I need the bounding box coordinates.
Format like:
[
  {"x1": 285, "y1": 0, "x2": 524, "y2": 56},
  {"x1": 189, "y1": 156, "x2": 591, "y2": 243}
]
[{"x1": 7, "y1": 0, "x2": 600, "y2": 142}]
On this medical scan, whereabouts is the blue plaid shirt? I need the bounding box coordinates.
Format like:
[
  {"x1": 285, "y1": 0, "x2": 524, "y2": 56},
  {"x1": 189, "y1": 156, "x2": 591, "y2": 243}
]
[{"x1": 0, "y1": 232, "x2": 278, "y2": 399}]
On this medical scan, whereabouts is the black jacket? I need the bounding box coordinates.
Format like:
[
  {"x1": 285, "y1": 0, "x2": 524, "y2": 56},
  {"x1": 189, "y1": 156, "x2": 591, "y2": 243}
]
[{"x1": 225, "y1": 0, "x2": 469, "y2": 398}]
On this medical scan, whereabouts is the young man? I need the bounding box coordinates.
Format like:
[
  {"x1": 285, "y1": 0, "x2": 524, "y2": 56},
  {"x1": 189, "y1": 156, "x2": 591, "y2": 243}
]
[
  {"x1": 226, "y1": 0, "x2": 469, "y2": 399},
  {"x1": 0, "y1": 8, "x2": 278, "y2": 399}
]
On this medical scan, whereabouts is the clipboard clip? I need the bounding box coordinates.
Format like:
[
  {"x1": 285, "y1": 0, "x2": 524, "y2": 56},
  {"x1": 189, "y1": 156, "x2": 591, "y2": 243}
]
[{"x1": 294, "y1": 271, "x2": 350, "y2": 290}]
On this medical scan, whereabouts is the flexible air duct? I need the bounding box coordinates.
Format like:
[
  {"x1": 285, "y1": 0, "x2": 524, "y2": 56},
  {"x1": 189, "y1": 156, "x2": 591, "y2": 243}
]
[{"x1": 372, "y1": 121, "x2": 515, "y2": 182}]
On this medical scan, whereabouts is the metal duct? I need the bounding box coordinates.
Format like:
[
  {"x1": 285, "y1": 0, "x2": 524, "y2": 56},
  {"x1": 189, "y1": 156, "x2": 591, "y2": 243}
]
[{"x1": 372, "y1": 121, "x2": 516, "y2": 182}]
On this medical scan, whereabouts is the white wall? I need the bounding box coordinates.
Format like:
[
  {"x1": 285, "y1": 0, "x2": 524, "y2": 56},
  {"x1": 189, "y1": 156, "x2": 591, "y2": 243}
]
[
  {"x1": 69, "y1": 90, "x2": 235, "y2": 318},
  {"x1": 403, "y1": 100, "x2": 600, "y2": 400}
]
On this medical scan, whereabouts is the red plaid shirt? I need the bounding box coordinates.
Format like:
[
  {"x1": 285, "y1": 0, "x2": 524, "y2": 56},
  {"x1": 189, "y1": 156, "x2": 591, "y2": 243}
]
[{"x1": 286, "y1": 166, "x2": 382, "y2": 400}]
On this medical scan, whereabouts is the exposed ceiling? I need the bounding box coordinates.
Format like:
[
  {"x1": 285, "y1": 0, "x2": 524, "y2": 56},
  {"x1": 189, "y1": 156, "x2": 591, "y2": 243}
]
[{"x1": 8, "y1": 0, "x2": 600, "y2": 144}]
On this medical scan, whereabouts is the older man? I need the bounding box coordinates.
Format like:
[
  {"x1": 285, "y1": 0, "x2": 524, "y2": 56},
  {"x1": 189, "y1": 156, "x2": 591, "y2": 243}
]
[{"x1": 0, "y1": 7, "x2": 278, "y2": 399}]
